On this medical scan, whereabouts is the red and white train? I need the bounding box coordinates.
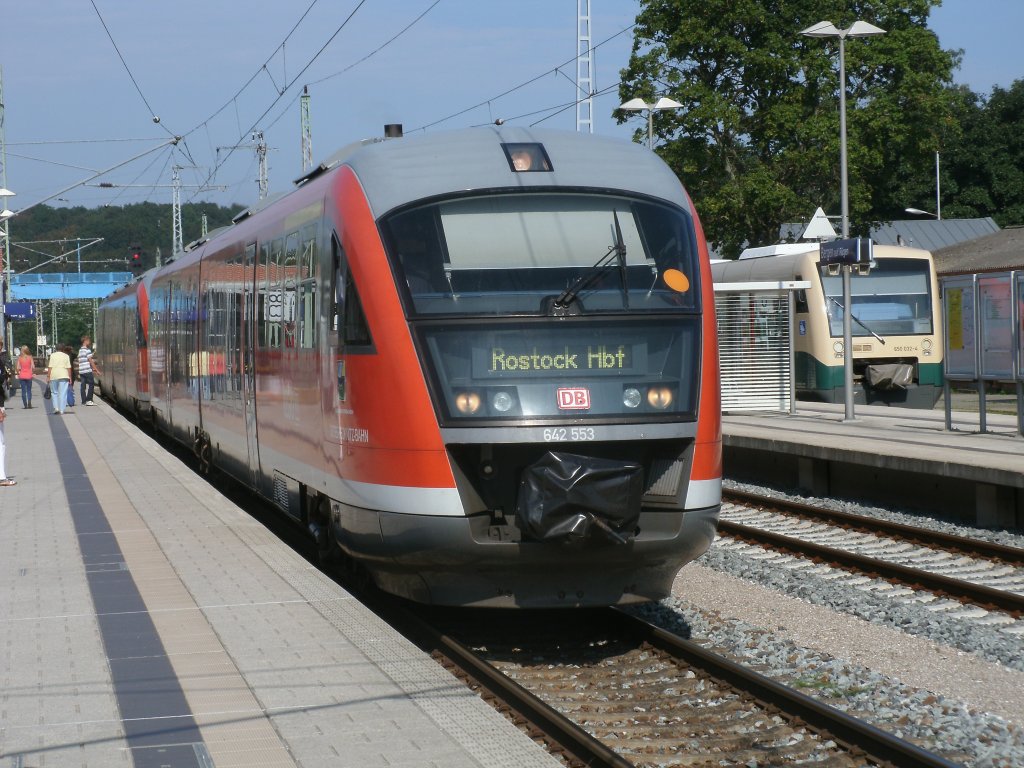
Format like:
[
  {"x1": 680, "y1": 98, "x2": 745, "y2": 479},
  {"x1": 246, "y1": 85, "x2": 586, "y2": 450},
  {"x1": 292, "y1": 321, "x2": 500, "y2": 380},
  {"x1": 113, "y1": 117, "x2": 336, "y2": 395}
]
[{"x1": 97, "y1": 125, "x2": 722, "y2": 608}]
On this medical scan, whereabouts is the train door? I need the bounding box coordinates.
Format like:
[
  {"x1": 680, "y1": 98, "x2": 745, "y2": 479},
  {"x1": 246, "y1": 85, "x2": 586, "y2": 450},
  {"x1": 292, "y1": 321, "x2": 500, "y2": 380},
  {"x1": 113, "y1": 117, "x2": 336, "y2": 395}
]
[
  {"x1": 322, "y1": 232, "x2": 374, "y2": 448},
  {"x1": 241, "y1": 242, "x2": 261, "y2": 487}
]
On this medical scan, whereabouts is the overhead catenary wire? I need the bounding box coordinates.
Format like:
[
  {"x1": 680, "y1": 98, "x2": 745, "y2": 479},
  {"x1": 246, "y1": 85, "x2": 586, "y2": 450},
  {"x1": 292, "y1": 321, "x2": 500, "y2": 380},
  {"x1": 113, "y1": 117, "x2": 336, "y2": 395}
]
[
  {"x1": 472, "y1": 82, "x2": 627, "y2": 130},
  {"x1": 23, "y1": 7, "x2": 639, "y2": 215},
  {"x1": 188, "y1": 0, "x2": 371, "y2": 202},
  {"x1": 260, "y1": 0, "x2": 443, "y2": 135},
  {"x1": 180, "y1": 0, "x2": 323, "y2": 140},
  {"x1": 68, "y1": 1, "x2": 330, "y2": 208},
  {"x1": 90, "y1": 0, "x2": 175, "y2": 136},
  {"x1": 8, "y1": 136, "x2": 181, "y2": 218},
  {"x1": 200, "y1": 5, "x2": 625, "y2": 199},
  {"x1": 412, "y1": 23, "x2": 636, "y2": 132}
]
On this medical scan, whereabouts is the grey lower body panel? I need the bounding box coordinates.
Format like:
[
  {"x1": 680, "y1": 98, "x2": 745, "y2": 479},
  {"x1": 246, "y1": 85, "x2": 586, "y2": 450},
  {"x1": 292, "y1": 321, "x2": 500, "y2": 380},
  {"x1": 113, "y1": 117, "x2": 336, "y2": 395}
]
[{"x1": 331, "y1": 504, "x2": 720, "y2": 608}]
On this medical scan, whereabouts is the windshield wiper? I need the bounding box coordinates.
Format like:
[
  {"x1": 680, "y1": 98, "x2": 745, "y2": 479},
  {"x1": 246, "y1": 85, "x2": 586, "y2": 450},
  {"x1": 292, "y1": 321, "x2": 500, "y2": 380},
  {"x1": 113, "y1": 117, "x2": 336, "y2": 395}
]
[
  {"x1": 828, "y1": 295, "x2": 886, "y2": 345},
  {"x1": 553, "y1": 211, "x2": 628, "y2": 311}
]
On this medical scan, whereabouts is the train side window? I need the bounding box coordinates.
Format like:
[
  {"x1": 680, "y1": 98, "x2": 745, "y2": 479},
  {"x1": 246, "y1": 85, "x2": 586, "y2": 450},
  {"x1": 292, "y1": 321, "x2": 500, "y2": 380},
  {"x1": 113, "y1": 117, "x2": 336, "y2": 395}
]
[
  {"x1": 343, "y1": 275, "x2": 371, "y2": 347},
  {"x1": 283, "y1": 232, "x2": 299, "y2": 348},
  {"x1": 266, "y1": 237, "x2": 284, "y2": 348},
  {"x1": 794, "y1": 274, "x2": 809, "y2": 313},
  {"x1": 331, "y1": 235, "x2": 373, "y2": 351},
  {"x1": 299, "y1": 224, "x2": 318, "y2": 349},
  {"x1": 331, "y1": 235, "x2": 345, "y2": 335},
  {"x1": 226, "y1": 249, "x2": 245, "y2": 397},
  {"x1": 257, "y1": 242, "x2": 270, "y2": 348}
]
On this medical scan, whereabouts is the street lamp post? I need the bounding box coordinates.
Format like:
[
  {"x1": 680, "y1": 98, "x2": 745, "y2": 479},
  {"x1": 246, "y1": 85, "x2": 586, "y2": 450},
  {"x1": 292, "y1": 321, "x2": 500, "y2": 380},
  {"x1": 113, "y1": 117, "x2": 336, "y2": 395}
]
[
  {"x1": 905, "y1": 152, "x2": 942, "y2": 220},
  {"x1": 801, "y1": 19, "x2": 885, "y2": 422},
  {"x1": 0, "y1": 187, "x2": 15, "y2": 351},
  {"x1": 619, "y1": 97, "x2": 684, "y2": 149}
]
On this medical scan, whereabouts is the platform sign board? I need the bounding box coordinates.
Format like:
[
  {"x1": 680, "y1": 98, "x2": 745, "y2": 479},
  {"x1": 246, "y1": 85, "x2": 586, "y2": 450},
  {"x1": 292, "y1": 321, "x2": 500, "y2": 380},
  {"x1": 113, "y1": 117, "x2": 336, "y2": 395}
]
[
  {"x1": 978, "y1": 272, "x2": 1014, "y2": 380},
  {"x1": 1016, "y1": 272, "x2": 1024, "y2": 383},
  {"x1": 3, "y1": 301, "x2": 35, "y2": 319},
  {"x1": 818, "y1": 238, "x2": 856, "y2": 266},
  {"x1": 818, "y1": 237, "x2": 872, "y2": 266},
  {"x1": 942, "y1": 275, "x2": 977, "y2": 380}
]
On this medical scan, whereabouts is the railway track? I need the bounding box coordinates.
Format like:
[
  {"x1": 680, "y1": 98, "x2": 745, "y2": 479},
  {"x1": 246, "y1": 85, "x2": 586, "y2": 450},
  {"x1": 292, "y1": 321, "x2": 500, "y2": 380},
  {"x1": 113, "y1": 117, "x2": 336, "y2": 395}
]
[
  {"x1": 181, "y1": 442, "x2": 992, "y2": 767},
  {"x1": 376, "y1": 601, "x2": 962, "y2": 768},
  {"x1": 720, "y1": 488, "x2": 1024, "y2": 619}
]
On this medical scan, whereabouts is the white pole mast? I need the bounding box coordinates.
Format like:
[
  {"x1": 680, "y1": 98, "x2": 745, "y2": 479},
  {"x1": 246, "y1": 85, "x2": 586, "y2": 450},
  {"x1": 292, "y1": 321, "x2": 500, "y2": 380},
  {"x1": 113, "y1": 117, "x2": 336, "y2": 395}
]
[{"x1": 576, "y1": 0, "x2": 594, "y2": 133}]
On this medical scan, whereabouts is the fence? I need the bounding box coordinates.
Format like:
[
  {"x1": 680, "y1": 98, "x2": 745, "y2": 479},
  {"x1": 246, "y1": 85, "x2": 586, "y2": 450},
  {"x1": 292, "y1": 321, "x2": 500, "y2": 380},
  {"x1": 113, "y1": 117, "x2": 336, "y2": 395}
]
[{"x1": 714, "y1": 281, "x2": 809, "y2": 413}]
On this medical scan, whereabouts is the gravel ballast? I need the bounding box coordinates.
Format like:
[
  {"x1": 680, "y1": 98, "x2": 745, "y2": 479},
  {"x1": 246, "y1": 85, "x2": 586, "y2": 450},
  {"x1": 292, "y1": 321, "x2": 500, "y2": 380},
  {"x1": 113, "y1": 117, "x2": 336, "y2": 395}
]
[{"x1": 635, "y1": 481, "x2": 1024, "y2": 767}]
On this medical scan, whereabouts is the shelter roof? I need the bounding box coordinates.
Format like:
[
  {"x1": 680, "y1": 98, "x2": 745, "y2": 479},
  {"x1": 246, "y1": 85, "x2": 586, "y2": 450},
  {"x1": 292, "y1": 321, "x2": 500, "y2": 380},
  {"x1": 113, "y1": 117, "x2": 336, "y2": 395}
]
[
  {"x1": 869, "y1": 217, "x2": 1000, "y2": 252},
  {"x1": 776, "y1": 217, "x2": 999, "y2": 255},
  {"x1": 932, "y1": 225, "x2": 1024, "y2": 276}
]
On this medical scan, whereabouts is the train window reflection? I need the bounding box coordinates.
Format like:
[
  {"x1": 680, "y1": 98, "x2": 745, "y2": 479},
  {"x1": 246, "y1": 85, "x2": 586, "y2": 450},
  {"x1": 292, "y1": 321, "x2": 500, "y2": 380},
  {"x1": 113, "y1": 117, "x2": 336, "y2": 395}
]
[
  {"x1": 382, "y1": 193, "x2": 700, "y2": 317},
  {"x1": 820, "y1": 258, "x2": 933, "y2": 337}
]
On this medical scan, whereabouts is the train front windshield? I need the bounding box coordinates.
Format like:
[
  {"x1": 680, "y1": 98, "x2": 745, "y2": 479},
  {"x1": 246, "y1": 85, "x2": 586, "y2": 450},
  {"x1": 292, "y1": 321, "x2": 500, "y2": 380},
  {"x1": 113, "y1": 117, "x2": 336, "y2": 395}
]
[
  {"x1": 384, "y1": 193, "x2": 700, "y2": 316},
  {"x1": 381, "y1": 193, "x2": 703, "y2": 423},
  {"x1": 820, "y1": 258, "x2": 933, "y2": 337}
]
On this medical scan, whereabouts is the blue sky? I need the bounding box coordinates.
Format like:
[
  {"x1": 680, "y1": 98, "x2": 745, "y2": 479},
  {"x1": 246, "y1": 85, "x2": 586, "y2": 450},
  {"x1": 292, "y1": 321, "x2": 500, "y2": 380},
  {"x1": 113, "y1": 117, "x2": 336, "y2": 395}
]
[{"x1": 1, "y1": 1, "x2": 1020, "y2": 218}]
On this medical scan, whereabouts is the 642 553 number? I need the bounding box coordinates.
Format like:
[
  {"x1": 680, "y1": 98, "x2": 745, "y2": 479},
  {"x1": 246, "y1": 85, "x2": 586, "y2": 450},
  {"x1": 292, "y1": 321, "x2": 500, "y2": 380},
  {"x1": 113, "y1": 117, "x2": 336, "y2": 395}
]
[{"x1": 542, "y1": 427, "x2": 596, "y2": 442}]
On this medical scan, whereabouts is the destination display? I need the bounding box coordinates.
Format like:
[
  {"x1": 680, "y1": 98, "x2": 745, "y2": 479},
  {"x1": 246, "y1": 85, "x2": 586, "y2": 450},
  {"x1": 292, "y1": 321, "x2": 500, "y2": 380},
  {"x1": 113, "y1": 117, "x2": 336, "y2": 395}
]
[
  {"x1": 819, "y1": 237, "x2": 873, "y2": 266},
  {"x1": 474, "y1": 342, "x2": 644, "y2": 377}
]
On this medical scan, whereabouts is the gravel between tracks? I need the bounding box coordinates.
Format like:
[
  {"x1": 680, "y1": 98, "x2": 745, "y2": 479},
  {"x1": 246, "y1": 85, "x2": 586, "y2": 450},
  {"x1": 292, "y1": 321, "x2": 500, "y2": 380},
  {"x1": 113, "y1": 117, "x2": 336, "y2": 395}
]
[{"x1": 635, "y1": 480, "x2": 1024, "y2": 768}]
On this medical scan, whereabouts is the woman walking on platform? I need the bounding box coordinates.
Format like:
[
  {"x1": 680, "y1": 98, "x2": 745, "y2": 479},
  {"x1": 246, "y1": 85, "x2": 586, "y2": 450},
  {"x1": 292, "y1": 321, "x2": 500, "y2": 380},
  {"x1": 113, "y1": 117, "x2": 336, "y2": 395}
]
[{"x1": 17, "y1": 346, "x2": 34, "y2": 408}]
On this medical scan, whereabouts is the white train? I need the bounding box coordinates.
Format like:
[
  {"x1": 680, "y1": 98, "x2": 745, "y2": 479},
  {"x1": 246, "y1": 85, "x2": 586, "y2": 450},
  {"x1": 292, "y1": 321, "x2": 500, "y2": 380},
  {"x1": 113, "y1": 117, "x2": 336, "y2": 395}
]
[{"x1": 711, "y1": 243, "x2": 943, "y2": 408}]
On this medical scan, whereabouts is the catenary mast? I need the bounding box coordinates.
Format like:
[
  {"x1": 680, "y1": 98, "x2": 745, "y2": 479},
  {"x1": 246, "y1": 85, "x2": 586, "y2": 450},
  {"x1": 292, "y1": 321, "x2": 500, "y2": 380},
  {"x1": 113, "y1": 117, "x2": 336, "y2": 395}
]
[
  {"x1": 301, "y1": 86, "x2": 313, "y2": 173},
  {"x1": 0, "y1": 66, "x2": 11, "y2": 348},
  {"x1": 576, "y1": 0, "x2": 594, "y2": 133}
]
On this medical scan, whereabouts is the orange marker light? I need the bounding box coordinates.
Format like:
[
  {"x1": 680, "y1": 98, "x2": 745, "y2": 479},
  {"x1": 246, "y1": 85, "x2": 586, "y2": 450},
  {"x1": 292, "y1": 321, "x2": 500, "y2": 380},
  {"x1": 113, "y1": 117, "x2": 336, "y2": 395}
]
[{"x1": 663, "y1": 268, "x2": 690, "y2": 292}]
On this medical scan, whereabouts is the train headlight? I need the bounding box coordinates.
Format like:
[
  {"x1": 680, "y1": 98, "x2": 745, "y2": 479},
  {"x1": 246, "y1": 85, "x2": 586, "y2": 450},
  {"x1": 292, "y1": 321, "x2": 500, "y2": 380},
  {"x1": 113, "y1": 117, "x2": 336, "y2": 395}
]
[
  {"x1": 647, "y1": 386, "x2": 673, "y2": 409},
  {"x1": 491, "y1": 390, "x2": 515, "y2": 413},
  {"x1": 455, "y1": 391, "x2": 482, "y2": 414},
  {"x1": 922, "y1": 338, "x2": 933, "y2": 356},
  {"x1": 833, "y1": 340, "x2": 844, "y2": 358},
  {"x1": 623, "y1": 387, "x2": 642, "y2": 408}
]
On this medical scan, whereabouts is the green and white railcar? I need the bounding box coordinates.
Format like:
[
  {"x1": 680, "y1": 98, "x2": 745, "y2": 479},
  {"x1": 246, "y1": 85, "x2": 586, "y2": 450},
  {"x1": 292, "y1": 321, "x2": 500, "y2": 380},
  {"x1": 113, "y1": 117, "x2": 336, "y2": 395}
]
[{"x1": 712, "y1": 243, "x2": 943, "y2": 408}]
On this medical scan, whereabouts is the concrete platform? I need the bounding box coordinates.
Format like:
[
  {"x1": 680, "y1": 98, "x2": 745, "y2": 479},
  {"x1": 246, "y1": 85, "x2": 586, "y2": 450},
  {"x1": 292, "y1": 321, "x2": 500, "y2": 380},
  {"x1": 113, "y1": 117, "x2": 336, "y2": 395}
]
[
  {"x1": 723, "y1": 401, "x2": 1024, "y2": 530},
  {"x1": 0, "y1": 388, "x2": 560, "y2": 768}
]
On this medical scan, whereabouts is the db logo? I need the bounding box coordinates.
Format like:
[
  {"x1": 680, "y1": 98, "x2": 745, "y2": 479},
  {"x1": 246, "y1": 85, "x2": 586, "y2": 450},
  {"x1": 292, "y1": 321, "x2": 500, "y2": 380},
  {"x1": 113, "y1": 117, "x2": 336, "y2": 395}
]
[{"x1": 557, "y1": 387, "x2": 591, "y2": 410}]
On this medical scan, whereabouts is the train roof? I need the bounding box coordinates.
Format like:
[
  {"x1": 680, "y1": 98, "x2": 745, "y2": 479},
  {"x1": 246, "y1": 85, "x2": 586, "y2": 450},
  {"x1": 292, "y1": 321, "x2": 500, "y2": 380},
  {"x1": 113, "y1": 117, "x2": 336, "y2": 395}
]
[
  {"x1": 739, "y1": 243, "x2": 818, "y2": 259},
  {"x1": 735, "y1": 242, "x2": 933, "y2": 261},
  {"x1": 164, "y1": 127, "x2": 694, "y2": 271},
  {"x1": 334, "y1": 126, "x2": 693, "y2": 219}
]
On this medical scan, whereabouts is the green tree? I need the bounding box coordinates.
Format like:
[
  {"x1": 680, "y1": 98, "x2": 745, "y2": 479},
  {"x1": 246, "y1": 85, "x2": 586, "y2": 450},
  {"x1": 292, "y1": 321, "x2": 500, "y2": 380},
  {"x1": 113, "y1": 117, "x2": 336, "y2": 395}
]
[
  {"x1": 937, "y1": 80, "x2": 1024, "y2": 226},
  {"x1": 618, "y1": 0, "x2": 959, "y2": 256},
  {"x1": 5, "y1": 200, "x2": 244, "y2": 354},
  {"x1": 7, "y1": 201, "x2": 243, "y2": 273}
]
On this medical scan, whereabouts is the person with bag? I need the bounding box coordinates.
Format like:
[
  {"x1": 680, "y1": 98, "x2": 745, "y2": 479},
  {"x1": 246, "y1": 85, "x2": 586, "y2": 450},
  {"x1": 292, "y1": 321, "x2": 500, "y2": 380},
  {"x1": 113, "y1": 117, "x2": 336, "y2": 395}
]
[
  {"x1": 17, "y1": 346, "x2": 35, "y2": 408},
  {"x1": 0, "y1": 370, "x2": 14, "y2": 486},
  {"x1": 0, "y1": 340, "x2": 13, "y2": 399},
  {"x1": 46, "y1": 346, "x2": 72, "y2": 415},
  {"x1": 65, "y1": 345, "x2": 77, "y2": 408}
]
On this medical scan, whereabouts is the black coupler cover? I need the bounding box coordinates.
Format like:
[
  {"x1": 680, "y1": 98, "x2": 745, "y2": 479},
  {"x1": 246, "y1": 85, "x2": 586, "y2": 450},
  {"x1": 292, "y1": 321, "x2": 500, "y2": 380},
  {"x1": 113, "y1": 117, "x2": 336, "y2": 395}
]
[
  {"x1": 865, "y1": 362, "x2": 914, "y2": 390},
  {"x1": 516, "y1": 451, "x2": 643, "y2": 544}
]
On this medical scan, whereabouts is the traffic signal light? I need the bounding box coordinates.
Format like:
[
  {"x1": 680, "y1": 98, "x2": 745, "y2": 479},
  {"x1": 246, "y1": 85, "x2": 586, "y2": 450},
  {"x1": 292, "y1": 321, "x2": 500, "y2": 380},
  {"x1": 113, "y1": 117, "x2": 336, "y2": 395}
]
[{"x1": 129, "y1": 246, "x2": 142, "y2": 270}]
